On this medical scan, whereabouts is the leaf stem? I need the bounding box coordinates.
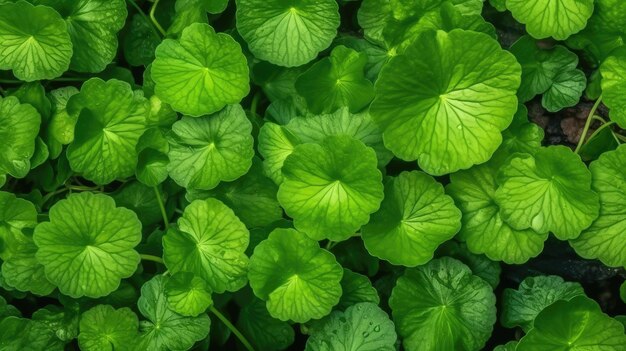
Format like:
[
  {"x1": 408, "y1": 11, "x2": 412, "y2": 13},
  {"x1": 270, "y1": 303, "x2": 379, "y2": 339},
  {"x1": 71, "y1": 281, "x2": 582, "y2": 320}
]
[
  {"x1": 41, "y1": 188, "x2": 69, "y2": 205},
  {"x1": 575, "y1": 96, "x2": 603, "y2": 154},
  {"x1": 149, "y1": 0, "x2": 167, "y2": 37},
  {"x1": 153, "y1": 186, "x2": 169, "y2": 230},
  {"x1": 126, "y1": 0, "x2": 163, "y2": 39},
  {"x1": 140, "y1": 254, "x2": 165, "y2": 264},
  {"x1": 209, "y1": 306, "x2": 255, "y2": 351},
  {"x1": 250, "y1": 92, "x2": 261, "y2": 118},
  {"x1": 616, "y1": 133, "x2": 626, "y2": 142}
]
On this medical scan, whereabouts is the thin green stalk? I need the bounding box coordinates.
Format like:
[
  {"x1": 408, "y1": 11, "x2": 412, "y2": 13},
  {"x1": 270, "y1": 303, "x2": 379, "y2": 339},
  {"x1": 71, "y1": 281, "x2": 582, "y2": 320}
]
[
  {"x1": 0, "y1": 79, "x2": 21, "y2": 84},
  {"x1": 250, "y1": 92, "x2": 261, "y2": 118},
  {"x1": 583, "y1": 121, "x2": 617, "y2": 144},
  {"x1": 575, "y1": 96, "x2": 603, "y2": 154},
  {"x1": 153, "y1": 187, "x2": 169, "y2": 230},
  {"x1": 41, "y1": 188, "x2": 69, "y2": 205},
  {"x1": 126, "y1": 0, "x2": 163, "y2": 39},
  {"x1": 140, "y1": 254, "x2": 165, "y2": 264},
  {"x1": 150, "y1": 0, "x2": 167, "y2": 36},
  {"x1": 616, "y1": 133, "x2": 626, "y2": 142},
  {"x1": 325, "y1": 240, "x2": 334, "y2": 250},
  {"x1": 209, "y1": 306, "x2": 255, "y2": 351},
  {"x1": 66, "y1": 185, "x2": 100, "y2": 192}
]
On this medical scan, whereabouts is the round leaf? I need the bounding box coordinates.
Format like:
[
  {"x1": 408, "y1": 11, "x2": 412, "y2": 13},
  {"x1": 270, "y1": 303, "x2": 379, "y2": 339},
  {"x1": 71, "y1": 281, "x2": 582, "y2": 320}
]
[
  {"x1": 167, "y1": 104, "x2": 254, "y2": 190},
  {"x1": 362, "y1": 171, "x2": 461, "y2": 267},
  {"x1": 152, "y1": 23, "x2": 249, "y2": 116},
  {"x1": 278, "y1": 135, "x2": 384, "y2": 241},
  {"x1": 66, "y1": 78, "x2": 148, "y2": 185},
  {"x1": 370, "y1": 29, "x2": 521, "y2": 175},
  {"x1": 78, "y1": 305, "x2": 139, "y2": 351},
  {"x1": 248, "y1": 228, "x2": 343, "y2": 322},
  {"x1": 337, "y1": 269, "x2": 380, "y2": 311},
  {"x1": 163, "y1": 198, "x2": 249, "y2": 293},
  {"x1": 495, "y1": 146, "x2": 600, "y2": 240},
  {"x1": 0, "y1": 96, "x2": 41, "y2": 179},
  {"x1": 516, "y1": 296, "x2": 626, "y2": 351},
  {"x1": 33, "y1": 192, "x2": 142, "y2": 298},
  {"x1": 600, "y1": 47, "x2": 626, "y2": 129},
  {"x1": 0, "y1": 1, "x2": 72, "y2": 81},
  {"x1": 165, "y1": 272, "x2": 213, "y2": 317},
  {"x1": 571, "y1": 144, "x2": 626, "y2": 267},
  {"x1": 305, "y1": 302, "x2": 397, "y2": 351},
  {"x1": 505, "y1": 0, "x2": 594, "y2": 40},
  {"x1": 237, "y1": 297, "x2": 296, "y2": 351},
  {"x1": 0, "y1": 191, "x2": 37, "y2": 260},
  {"x1": 389, "y1": 257, "x2": 496, "y2": 351},
  {"x1": 236, "y1": 0, "x2": 340, "y2": 67}
]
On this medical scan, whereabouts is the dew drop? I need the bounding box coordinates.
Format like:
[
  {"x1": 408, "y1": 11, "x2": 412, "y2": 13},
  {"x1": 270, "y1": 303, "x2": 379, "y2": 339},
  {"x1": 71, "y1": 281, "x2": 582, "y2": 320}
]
[
  {"x1": 362, "y1": 331, "x2": 370, "y2": 338},
  {"x1": 456, "y1": 124, "x2": 463, "y2": 130},
  {"x1": 374, "y1": 325, "x2": 381, "y2": 332},
  {"x1": 531, "y1": 212, "x2": 544, "y2": 230}
]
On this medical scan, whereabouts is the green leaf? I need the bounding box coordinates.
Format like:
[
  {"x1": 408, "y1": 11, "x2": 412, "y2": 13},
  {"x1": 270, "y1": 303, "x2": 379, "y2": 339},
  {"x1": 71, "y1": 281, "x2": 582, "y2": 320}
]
[
  {"x1": 495, "y1": 146, "x2": 600, "y2": 240},
  {"x1": 165, "y1": 272, "x2": 213, "y2": 317},
  {"x1": 516, "y1": 296, "x2": 626, "y2": 351},
  {"x1": 567, "y1": 0, "x2": 626, "y2": 64},
  {"x1": 2, "y1": 238, "x2": 56, "y2": 296},
  {"x1": 167, "y1": 0, "x2": 208, "y2": 38},
  {"x1": 236, "y1": 0, "x2": 340, "y2": 67},
  {"x1": 357, "y1": 0, "x2": 391, "y2": 44},
  {"x1": 33, "y1": 192, "x2": 142, "y2": 298},
  {"x1": 621, "y1": 281, "x2": 626, "y2": 303},
  {"x1": 152, "y1": 23, "x2": 249, "y2": 116},
  {"x1": 389, "y1": 257, "x2": 496, "y2": 351},
  {"x1": 0, "y1": 191, "x2": 37, "y2": 260},
  {"x1": 0, "y1": 316, "x2": 63, "y2": 351},
  {"x1": 370, "y1": 29, "x2": 520, "y2": 175},
  {"x1": 542, "y1": 69, "x2": 586, "y2": 112},
  {"x1": 33, "y1": 0, "x2": 128, "y2": 73},
  {"x1": 248, "y1": 228, "x2": 343, "y2": 322},
  {"x1": 305, "y1": 302, "x2": 397, "y2": 351},
  {"x1": 66, "y1": 78, "x2": 148, "y2": 185},
  {"x1": 78, "y1": 305, "x2": 139, "y2": 351},
  {"x1": 186, "y1": 158, "x2": 282, "y2": 228},
  {"x1": 295, "y1": 45, "x2": 374, "y2": 114},
  {"x1": 138, "y1": 276, "x2": 211, "y2": 351},
  {"x1": 494, "y1": 341, "x2": 518, "y2": 351},
  {"x1": 123, "y1": 14, "x2": 161, "y2": 67},
  {"x1": 600, "y1": 47, "x2": 626, "y2": 129},
  {"x1": 437, "y1": 241, "x2": 501, "y2": 289},
  {"x1": 362, "y1": 171, "x2": 461, "y2": 266},
  {"x1": 571, "y1": 145, "x2": 626, "y2": 267},
  {"x1": 278, "y1": 135, "x2": 384, "y2": 241},
  {"x1": 167, "y1": 104, "x2": 254, "y2": 190},
  {"x1": 236, "y1": 297, "x2": 295, "y2": 351},
  {"x1": 0, "y1": 296, "x2": 21, "y2": 319},
  {"x1": 505, "y1": 0, "x2": 594, "y2": 40},
  {"x1": 202, "y1": 0, "x2": 229, "y2": 14},
  {"x1": 258, "y1": 107, "x2": 392, "y2": 184},
  {"x1": 501, "y1": 275, "x2": 585, "y2": 332},
  {"x1": 48, "y1": 86, "x2": 79, "y2": 145},
  {"x1": 163, "y1": 198, "x2": 249, "y2": 293},
  {"x1": 0, "y1": 96, "x2": 41, "y2": 179},
  {"x1": 337, "y1": 269, "x2": 380, "y2": 311},
  {"x1": 112, "y1": 181, "x2": 163, "y2": 228},
  {"x1": 136, "y1": 129, "x2": 170, "y2": 187},
  {"x1": 32, "y1": 304, "x2": 80, "y2": 342},
  {"x1": 0, "y1": 1, "x2": 72, "y2": 81},
  {"x1": 9, "y1": 81, "x2": 51, "y2": 120}
]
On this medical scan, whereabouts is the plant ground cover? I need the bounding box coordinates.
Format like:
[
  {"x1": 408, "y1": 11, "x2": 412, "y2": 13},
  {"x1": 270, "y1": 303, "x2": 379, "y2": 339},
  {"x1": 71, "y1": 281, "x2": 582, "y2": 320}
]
[{"x1": 0, "y1": 0, "x2": 625, "y2": 350}]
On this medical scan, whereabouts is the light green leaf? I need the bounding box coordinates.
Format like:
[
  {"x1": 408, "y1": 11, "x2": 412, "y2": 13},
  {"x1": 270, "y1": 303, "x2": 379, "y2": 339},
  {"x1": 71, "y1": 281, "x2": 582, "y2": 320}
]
[
  {"x1": 516, "y1": 296, "x2": 626, "y2": 351},
  {"x1": 112, "y1": 181, "x2": 163, "y2": 228},
  {"x1": 357, "y1": 0, "x2": 391, "y2": 44},
  {"x1": 136, "y1": 128, "x2": 170, "y2": 187},
  {"x1": 337, "y1": 269, "x2": 380, "y2": 311},
  {"x1": 258, "y1": 108, "x2": 392, "y2": 184},
  {"x1": 165, "y1": 272, "x2": 213, "y2": 317},
  {"x1": 370, "y1": 29, "x2": 520, "y2": 175},
  {"x1": 278, "y1": 135, "x2": 384, "y2": 241},
  {"x1": 295, "y1": 45, "x2": 374, "y2": 114},
  {"x1": 48, "y1": 86, "x2": 79, "y2": 145},
  {"x1": 78, "y1": 305, "x2": 139, "y2": 351},
  {"x1": 390, "y1": 257, "x2": 496, "y2": 351},
  {"x1": 152, "y1": 23, "x2": 249, "y2": 116},
  {"x1": 0, "y1": 1, "x2": 72, "y2": 81},
  {"x1": 163, "y1": 198, "x2": 249, "y2": 293},
  {"x1": 305, "y1": 302, "x2": 397, "y2": 351},
  {"x1": 0, "y1": 191, "x2": 38, "y2": 260},
  {"x1": 437, "y1": 241, "x2": 502, "y2": 289},
  {"x1": 600, "y1": 47, "x2": 626, "y2": 129},
  {"x1": 167, "y1": 104, "x2": 254, "y2": 190},
  {"x1": 389, "y1": 257, "x2": 496, "y2": 351},
  {"x1": 248, "y1": 228, "x2": 343, "y2": 322},
  {"x1": 0, "y1": 96, "x2": 41, "y2": 179},
  {"x1": 237, "y1": 297, "x2": 295, "y2": 351},
  {"x1": 167, "y1": 0, "x2": 208, "y2": 38},
  {"x1": 186, "y1": 158, "x2": 282, "y2": 228},
  {"x1": 33, "y1": 192, "x2": 142, "y2": 298},
  {"x1": 495, "y1": 146, "x2": 600, "y2": 240},
  {"x1": 363, "y1": 171, "x2": 461, "y2": 267},
  {"x1": 66, "y1": 78, "x2": 148, "y2": 185},
  {"x1": 501, "y1": 275, "x2": 585, "y2": 332},
  {"x1": 236, "y1": 0, "x2": 340, "y2": 67},
  {"x1": 505, "y1": 0, "x2": 594, "y2": 40},
  {"x1": 138, "y1": 276, "x2": 211, "y2": 351},
  {"x1": 33, "y1": 0, "x2": 127, "y2": 72},
  {"x1": 32, "y1": 303, "x2": 80, "y2": 342},
  {"x1": 202, "y1": 0, "x2": 229, "y2": 13},
  {"x1": 571, "y1": 145, "x2": 626, "y2": 267},
  {"x1": 2, "y1": 238, "x2": 56, "y2": 296}
]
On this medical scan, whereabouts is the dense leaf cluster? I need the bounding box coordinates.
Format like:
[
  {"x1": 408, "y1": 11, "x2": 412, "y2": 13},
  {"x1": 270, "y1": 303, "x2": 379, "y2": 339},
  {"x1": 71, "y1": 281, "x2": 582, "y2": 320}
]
[{"x1": 0, "y1": 0, "x2": 625, "y2": 350}]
